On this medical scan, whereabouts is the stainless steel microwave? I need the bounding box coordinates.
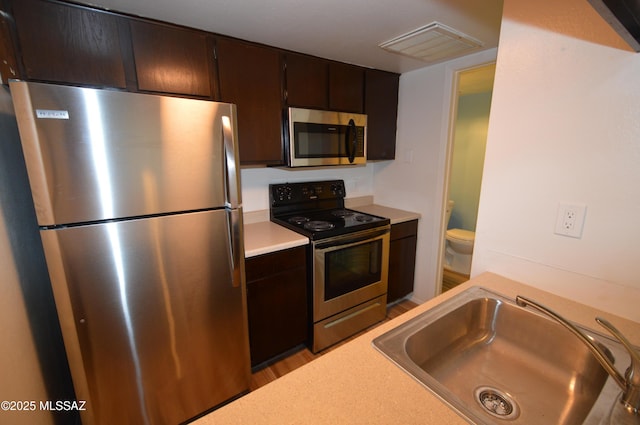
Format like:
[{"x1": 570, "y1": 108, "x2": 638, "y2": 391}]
[{"x1": 286, "y1": 107, "x2": 367, "y2": 167}]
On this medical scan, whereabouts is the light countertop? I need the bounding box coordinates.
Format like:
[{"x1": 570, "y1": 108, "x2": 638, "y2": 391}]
[
  {"x1": 347, "y1": 203, "x2": 421, "y2": 225},
  {"x1": 243, "y1": 202, "x2": 421, "y2": 258},
  {"x1": 243, "y1": 220, "x2": 308, "y2": 258},
  {"x1": 194, "y1": 272, "x2": 640, "y2": 424}
]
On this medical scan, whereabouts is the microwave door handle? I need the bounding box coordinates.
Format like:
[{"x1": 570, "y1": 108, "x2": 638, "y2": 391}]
[{"x1": 346, "y1": 118, "x2": 357, "y2": 163}]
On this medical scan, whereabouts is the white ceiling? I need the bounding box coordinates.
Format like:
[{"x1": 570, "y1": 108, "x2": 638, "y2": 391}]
[{"x1": 75, "y1": 0, "x2": 503, "y2": 74}]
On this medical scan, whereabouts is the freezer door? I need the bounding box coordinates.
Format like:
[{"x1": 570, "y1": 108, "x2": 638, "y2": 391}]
[
  {"x1": 10, "y1": 81, "x2": 241, "y2": 226},
  {"x1": 40, "y1": 210, "x2": 250, "y2": 425}
]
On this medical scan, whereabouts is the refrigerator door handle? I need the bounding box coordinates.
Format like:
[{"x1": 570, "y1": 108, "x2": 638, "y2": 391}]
[
  {"x1": 227, "y1": 208, "x2": 243, "y2": 288},
  {"x1": 222, "y1": 112, "x2": 241, "y2": 209}
]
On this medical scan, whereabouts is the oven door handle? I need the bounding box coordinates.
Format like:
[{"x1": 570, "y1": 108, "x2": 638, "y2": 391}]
[{"x1": 315, "y1": 228, "x2": 389, "y2": 250}]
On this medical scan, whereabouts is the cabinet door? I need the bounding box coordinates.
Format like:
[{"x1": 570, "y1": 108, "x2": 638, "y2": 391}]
[
  {"x1": 0, "y1": 7, "x2": 19, "y2": 83},
  {"x1": 365, "y1": 69, "x2": 399, "y2": 160},
  {"x1": 329, "y1": 62, "x2": 364, "y2": 113},
  {"x1": 387, "y1": 220, "x2": 418, "y2": 303},
  {"x1": 284, "y1": 53, "x2": 329, "y2": 109},
  {"x1": 11, "y1": 0, "x2": 126, "y2": 88},
  {"x1": 130, "y1": 20, "x2": 213, "y2": 97},
  {"x1": 246, "y1": 246, "x2": 308, "y2": 366},
  {"x1": 216, "y1": 37, "x2": 283, "y2": 165}
]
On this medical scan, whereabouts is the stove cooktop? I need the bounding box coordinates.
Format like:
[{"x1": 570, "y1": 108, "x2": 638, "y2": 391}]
[
  {"x1": 269, "y1": 181, "x2": 390, "y2": 240},
  {"x1": 272, "y1": 208, "x2": 388, "y2": 240}
]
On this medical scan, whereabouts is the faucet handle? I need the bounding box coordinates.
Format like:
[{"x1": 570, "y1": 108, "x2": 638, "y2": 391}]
[
  {"x1": 596, "y1": 317, "x2": 640, "y2": 390},
  {"x1": 596, "y1": 317, "x2": 640, "y2": 413}
]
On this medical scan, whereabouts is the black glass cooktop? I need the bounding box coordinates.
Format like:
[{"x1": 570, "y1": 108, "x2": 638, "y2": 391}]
[
  {"x1": 269, "y1": 180, "x2": 390, "y2": 240},
  {"x1": 272, "y1": 208, "x2": 388, "y2": 240}
]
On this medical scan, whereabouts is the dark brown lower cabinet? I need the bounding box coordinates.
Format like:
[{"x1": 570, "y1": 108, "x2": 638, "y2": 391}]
[
  {"x1": 387, "y1": 220, "x2": 418, "y2": 304},
  {"x1": 246, "y1": 245, "x2": 308, "y2": 367}
]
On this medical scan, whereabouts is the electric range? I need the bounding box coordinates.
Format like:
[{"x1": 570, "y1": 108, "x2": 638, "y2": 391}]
[{"x1": 269, "y1": 180, "x2": 390, "y2": 352}]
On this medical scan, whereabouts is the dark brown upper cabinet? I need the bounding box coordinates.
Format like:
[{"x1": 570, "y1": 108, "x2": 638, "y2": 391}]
[
  {"x1": 0, "y1": 6, "x2": 19, "y2": 83},
  {"x1": 285, "y1": 54, "x2": 372, "y2": 115},
  {"x1": 215, "y1": 37, "x2": 284, "y2": 165},
  {"x1": 129, "y1": 21, "x2": 213, "y2": 98},
  {"x1": 284, "y1": 53, "x2": 329, "y2": 109},
  {"x1": 5, "y1": 0, "x2": 399, "y2": 165},
  {"x1": 365, "y1": 69, "x2": 400, "y2": 160},
  {"x1": 11, "y1": 0, "x2": 127, "y2": 88},
  {"x1": 328, "y1": 62, "x2": 364, "y2": 113}
]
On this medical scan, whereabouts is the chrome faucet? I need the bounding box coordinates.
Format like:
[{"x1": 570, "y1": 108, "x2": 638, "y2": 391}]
[{"x1": 516, "y1": 295, "x2": 640, "y2": 425}]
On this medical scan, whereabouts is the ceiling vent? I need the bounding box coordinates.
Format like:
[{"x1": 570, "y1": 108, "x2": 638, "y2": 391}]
[{"x1": 379, "y1": 22, "x2": 484, "y2": 63}]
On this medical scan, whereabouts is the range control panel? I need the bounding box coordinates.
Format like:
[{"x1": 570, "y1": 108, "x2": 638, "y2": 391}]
[{"x1": 270, "y1": 180, "x2": 346, "y2": 205}]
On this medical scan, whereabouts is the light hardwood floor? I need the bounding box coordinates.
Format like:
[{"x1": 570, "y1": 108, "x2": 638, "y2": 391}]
[
  {"x1": 249, "y1": 298, "x2": 418, "y2": 391},
  {"x1": 442, "y1": 268, "x2": 469, "y2": 292}
]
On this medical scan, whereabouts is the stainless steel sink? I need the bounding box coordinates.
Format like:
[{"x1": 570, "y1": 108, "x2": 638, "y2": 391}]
[{"x1": 373, "y1": 287, "x2": 630, "y2": 424}]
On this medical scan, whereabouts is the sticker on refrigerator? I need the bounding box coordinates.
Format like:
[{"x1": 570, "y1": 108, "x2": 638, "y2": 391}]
[{"x1": 36, "y1": 109, "x2": 70, "y2": 119}]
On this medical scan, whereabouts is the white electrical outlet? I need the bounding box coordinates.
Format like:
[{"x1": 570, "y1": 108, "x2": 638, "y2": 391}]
[{"x1": 554, "y1": 203, "x2": 587, "y2": 238}]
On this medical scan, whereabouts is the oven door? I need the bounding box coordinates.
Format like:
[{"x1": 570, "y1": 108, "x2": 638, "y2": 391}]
[{"x1": 312, "y1": 226, "x2": 390, "y2": 322}]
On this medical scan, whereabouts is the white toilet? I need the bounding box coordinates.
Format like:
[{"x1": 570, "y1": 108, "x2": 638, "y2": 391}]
[{"x1": 443, "y1": 200, "x2": 475, "y2": 275}]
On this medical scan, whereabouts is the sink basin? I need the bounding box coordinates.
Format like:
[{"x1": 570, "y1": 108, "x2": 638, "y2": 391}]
[{"x1": 373, "y1": 287, "x2": 628, "y2": 424}]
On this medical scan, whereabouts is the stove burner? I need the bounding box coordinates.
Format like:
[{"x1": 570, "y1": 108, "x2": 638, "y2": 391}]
[
  {"x1": 355, "y1": 215, "x2": 374, "y2": 222},
  {"x1": 304, "y1": 220, "x2": 335, "y2": 231},
  {"x1": 288, "y1": 216, "x2": 310, "y2": 225},
  {"x1": 331, "y1": 209, "x2": 355, "y2": 218}
]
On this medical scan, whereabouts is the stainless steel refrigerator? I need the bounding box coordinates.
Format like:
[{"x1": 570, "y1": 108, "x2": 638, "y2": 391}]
[{"x1": 9, "y1": 81, "x2": 250, "y2": 424}]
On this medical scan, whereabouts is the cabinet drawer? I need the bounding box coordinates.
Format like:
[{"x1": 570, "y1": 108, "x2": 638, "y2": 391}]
[
  {"x1": 246, "y1": 246, "x2": 306, "y2": 282},
  {"x1": 390, "y1": 220, "x2": 419, "y2": 241}
]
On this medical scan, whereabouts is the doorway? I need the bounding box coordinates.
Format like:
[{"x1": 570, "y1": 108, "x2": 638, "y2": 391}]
[{"x1": 441, "y1": 63, "x2": 496, "y2": 292}]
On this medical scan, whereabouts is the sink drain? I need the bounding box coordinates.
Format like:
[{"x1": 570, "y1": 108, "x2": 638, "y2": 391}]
[{"x1": 475, "y1": 386, "x2": 520, "y2": 420}]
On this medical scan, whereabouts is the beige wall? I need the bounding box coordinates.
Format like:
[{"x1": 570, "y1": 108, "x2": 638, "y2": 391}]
[
  {"x1": 373, "y1": 49, "x2": 498, "y2": 303},
  {"x1": 473, "y1": 0, "x2": 640, "y2": 321}
]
